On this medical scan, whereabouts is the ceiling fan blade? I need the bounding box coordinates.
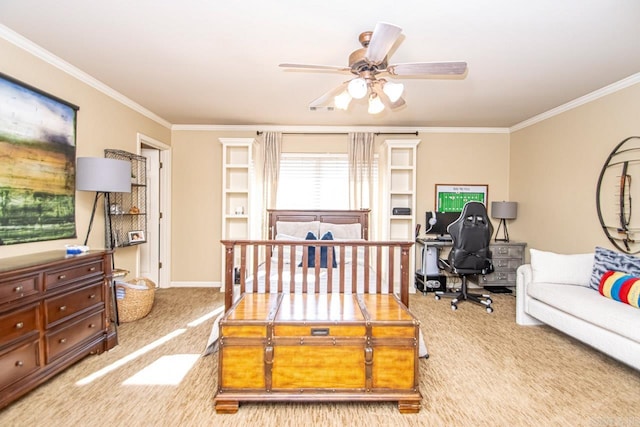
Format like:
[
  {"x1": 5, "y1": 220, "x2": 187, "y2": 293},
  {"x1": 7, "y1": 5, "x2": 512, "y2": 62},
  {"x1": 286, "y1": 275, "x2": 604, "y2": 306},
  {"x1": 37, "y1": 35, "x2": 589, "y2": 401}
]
[
  {"x1": 387, "y1": 61, "x2": 468, "y2": 76},
  {"x1": 279, "y1": 63, "x2": 351, "y2": 72},
  {"x1": 365, "y1": 22, "x2": 402, "y2": 64},
  {"x1": 309, "y1": 81, "x2": 348, "y2": 108}
]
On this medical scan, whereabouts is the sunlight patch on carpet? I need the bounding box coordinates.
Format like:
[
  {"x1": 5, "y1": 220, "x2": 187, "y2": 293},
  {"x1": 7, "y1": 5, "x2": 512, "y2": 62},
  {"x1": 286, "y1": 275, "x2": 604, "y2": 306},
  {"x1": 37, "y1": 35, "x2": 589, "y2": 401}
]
[
  {"x1": 75, "y1": 328, "x2": 187, "y2": 386},
  {"x1": 122, "y1": 354, "x2": 199, "y2": 385}
]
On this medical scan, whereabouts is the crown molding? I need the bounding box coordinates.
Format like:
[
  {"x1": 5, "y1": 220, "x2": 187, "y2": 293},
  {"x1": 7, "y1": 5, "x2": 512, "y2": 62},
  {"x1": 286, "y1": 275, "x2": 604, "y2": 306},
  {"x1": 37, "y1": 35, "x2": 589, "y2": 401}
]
[
  {"x1": 0, "y1": 24, "x2": 172, "y2": 129},
  {"x1": 510, "y1": 72, "x2": 640, "y2": 132},
  {"x1": 171, "y1": 124, "x2": 509, "y2": 134}
]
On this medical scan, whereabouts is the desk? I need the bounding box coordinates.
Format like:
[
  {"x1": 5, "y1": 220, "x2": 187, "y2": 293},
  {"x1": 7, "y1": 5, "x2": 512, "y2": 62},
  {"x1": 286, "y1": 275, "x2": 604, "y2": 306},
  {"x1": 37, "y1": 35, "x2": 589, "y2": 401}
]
[
  {"x1": 415, "y1": 238, "x2": 527, "y2": 291},
  {"x1": 415, "y1": 238, "x2": 452, "y2": 292}
]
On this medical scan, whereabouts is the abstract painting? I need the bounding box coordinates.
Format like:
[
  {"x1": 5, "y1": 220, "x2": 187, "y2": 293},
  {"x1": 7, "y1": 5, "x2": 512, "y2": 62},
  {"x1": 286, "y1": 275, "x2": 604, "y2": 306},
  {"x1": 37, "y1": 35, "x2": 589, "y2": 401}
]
[{"x1": 0, "y1": 72, "x2": 79, "y2": 245}]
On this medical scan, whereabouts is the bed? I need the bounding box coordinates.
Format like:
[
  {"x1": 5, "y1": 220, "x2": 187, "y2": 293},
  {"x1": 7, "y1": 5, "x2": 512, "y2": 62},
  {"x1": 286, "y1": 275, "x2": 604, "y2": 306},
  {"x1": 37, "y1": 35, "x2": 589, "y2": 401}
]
[{"x1": 213, "y1": 209, "x2": 422, "y2": 414}]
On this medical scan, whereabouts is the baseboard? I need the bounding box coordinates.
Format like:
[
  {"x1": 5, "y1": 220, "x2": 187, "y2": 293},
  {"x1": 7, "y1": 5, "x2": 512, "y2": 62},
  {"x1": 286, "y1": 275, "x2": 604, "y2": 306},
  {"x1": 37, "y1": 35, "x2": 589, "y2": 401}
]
[{"x1": 169, "y1": 281, "x2": 221, "y2": 288}]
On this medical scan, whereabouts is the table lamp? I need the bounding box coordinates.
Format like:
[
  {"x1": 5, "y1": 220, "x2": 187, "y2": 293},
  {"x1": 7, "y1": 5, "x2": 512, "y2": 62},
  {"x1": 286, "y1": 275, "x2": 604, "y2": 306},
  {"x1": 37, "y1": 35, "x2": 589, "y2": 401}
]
[
  {"x1": 491, "y1": 201, "x2": 517, "y2": 242},
  {"x1": 76, "y1": 157, "x2": 131, "y2": 246}
]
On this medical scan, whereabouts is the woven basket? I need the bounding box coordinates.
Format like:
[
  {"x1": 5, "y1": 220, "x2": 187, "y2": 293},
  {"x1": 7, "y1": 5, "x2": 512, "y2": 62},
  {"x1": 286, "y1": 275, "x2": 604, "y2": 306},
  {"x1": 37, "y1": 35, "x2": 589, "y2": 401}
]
[{"x1": 116, "y1": 277, "x2": 156, "y2": 323}]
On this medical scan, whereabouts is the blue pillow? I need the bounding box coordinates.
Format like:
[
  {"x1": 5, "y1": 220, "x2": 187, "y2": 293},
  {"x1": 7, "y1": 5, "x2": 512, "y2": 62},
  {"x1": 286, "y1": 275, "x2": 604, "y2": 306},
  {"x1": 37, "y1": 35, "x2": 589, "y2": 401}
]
[
  {"x1": 299, "y1": 231, "x2": 336, "y2": 268},
  {"x1": 590, "y1": 246, "x2": 640, "y2": 290}
]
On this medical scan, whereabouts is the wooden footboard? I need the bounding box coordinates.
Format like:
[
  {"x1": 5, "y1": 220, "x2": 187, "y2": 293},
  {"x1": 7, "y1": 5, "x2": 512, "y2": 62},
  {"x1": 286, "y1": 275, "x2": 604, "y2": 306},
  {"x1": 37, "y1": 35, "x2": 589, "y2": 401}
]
[{"x1": 221, "y1": 240, "x2": 414, "y2": 311}]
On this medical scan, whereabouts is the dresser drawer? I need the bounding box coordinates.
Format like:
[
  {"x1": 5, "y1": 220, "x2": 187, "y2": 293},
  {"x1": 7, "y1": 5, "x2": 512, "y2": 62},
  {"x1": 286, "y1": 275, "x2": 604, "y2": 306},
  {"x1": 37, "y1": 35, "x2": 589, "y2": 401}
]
[
  {"x1": 491, "y1": 245, "x2": 525, "y2": 258},
  {"x1": 0, "y1": 274, "x2": 39, "y2": 305},
  {"x1": 45, "y1": 310, "x2": 104, "y2": 363},
  {"x1": 480, "y1": 271, "x2": 517, "y2": 286},
  {"x1": 44, "y1": 259, "x2": 104, "y2": 290},
  {"x1": 0, "y1": 304, "x2": 39, "y2": 347},
  {"x1": 0, "y1": 339, "x2": 40, "y2": 391},
  {"x1": 44, "y1": 283, "x2": 104, "y2": 328},
  {"x1": 492, "y1": 258, "x2": 522, "y2": 271}
]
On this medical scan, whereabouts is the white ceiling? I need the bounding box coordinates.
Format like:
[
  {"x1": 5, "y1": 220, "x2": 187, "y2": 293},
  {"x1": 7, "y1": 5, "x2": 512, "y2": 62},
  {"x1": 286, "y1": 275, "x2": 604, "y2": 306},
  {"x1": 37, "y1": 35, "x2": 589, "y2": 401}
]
[{"x1": 1, "y1": 0, "x2": 639, "y2": 129}]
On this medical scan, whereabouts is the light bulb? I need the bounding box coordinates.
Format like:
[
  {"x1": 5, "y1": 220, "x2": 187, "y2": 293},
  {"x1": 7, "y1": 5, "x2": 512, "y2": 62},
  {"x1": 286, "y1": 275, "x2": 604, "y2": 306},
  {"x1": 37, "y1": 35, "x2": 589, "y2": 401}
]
[
  {"x1": 382, "y1": 81, "x2": 404, "y2": 102},
  {"x1": 368, "y1": 94, "x2": 385, "y2": 114},
  {"x1": 334, "y1": 91, "x2": 352, "y2": 110},
  {"x1": 347, "y1": 78, "x2": 368, "y2": 99}
]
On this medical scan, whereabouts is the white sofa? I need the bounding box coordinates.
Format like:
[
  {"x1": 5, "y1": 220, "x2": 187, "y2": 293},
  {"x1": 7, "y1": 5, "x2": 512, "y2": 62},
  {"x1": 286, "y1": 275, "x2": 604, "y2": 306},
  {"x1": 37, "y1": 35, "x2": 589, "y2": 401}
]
[{"x1": 516, "y1": 249, "x2": 640, "y2": 371}]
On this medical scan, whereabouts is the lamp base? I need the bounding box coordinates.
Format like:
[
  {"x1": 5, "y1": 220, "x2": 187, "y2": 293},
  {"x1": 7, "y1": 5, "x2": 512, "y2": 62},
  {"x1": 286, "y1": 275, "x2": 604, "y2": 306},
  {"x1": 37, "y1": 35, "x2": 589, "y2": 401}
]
[{"x1": 494, "y1": 218, "x2": 510, "y2": 243}]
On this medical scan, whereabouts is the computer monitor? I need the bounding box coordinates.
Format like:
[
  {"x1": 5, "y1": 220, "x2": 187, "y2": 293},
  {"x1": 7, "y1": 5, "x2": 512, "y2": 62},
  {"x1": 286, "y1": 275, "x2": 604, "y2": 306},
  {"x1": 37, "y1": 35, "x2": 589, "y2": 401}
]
[{"x1": 425, "y1": 211, "x2": 461, "y2": 238}]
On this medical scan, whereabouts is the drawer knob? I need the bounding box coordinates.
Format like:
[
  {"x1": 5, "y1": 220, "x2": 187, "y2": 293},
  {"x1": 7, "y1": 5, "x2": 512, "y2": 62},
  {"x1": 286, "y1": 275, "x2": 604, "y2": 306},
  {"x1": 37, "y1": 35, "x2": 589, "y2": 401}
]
[
  {"x1": 59, "y1": 305, "x2": 67, "y2": 311},
  {"x1": 88, "y1": 267, "x2": 96, "y2": 272},
  {"x1": 15, "y1": 322, "x2": 24, "y2": 329},
  {"x1": 14, "y1": 285, "x2": 24, "y2": 293},
  {"x1": 89, "y1": 323, "x2": 96, "y2": 328},
  {"x1": 58, "y1": 274, "x2": 66, "y2": 280},
  {"x1": 59, "y1": 338, "x2": 67, "y2": 344},
  {"x1": 89, "y1": 294, "x2": 96, "y2": 299},
  {"x1": 15, "y1": 361, "x2": 24, "y2": 367}
]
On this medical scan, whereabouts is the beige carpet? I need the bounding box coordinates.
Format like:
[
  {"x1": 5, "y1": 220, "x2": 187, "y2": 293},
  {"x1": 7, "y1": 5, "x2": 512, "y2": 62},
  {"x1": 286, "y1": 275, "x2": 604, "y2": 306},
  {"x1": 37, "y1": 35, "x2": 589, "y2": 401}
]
[{"x1": 1, "y1": 288, "x2": 639, "y2": 427}]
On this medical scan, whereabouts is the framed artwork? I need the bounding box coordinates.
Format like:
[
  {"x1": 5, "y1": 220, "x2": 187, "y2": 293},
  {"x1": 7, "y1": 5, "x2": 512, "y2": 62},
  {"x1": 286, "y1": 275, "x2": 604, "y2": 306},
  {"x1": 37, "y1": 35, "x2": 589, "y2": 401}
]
[
  {"x1": 128, "y1": 230, "x2": 145, "y2": 243},
  {"x1": 0, "y1": 72, "x2": 79, "y2": 245},
  {"x1": 436, "y1": 184, "x2": 488, "y2": 212}
]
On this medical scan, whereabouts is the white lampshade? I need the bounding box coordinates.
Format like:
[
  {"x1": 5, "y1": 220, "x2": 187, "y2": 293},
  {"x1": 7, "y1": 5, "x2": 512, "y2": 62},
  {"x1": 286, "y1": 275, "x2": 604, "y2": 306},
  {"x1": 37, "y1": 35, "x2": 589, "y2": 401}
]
[
  {"x1": 347, "y1": 77, "x2": 368, "y2": 99},
  {"x1": 368, "y1": 94, "x2": 385, "y2": 114},
  {"x1": 382, "y1": 80, "x2": 404, "y2": 102},
  {"x1": 76, "y1": 157, "x2": 132, "y2": 193},
  {"x1": 491, "y1": 201, "x2": 517, "y2": 219},
  {"x1": 334, "y1": 90, "x2": 352, "y2": 110}
]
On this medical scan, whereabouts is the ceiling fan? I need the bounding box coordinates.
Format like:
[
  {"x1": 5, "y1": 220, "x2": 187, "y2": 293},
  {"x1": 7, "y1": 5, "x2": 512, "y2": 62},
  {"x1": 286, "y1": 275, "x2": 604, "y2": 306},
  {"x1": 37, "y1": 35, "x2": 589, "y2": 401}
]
[{"x1": 279, "y1": 22, "x2": 467, "y2": 114}]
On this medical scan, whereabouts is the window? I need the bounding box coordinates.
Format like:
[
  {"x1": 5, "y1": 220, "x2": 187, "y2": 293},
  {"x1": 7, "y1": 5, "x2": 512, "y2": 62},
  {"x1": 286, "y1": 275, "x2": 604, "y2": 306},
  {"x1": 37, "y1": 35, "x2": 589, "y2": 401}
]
[{"x1": 276, "y1": 153, "x2": 378, "y2": 210}]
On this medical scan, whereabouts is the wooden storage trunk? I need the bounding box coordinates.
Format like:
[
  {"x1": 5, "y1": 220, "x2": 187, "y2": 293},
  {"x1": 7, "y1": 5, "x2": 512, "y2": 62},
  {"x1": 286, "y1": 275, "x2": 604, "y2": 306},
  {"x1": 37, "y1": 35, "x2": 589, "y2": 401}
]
[{"x1": 214, "y1": 293, "x2": 422, "y2": 414}]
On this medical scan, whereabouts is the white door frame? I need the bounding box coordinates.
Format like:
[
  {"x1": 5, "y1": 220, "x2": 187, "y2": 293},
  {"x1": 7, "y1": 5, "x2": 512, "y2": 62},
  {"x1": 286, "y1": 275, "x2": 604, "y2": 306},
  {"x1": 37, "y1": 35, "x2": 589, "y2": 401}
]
[{"x1": 137, "y1": 133, "x2": 172, "y2": 288}]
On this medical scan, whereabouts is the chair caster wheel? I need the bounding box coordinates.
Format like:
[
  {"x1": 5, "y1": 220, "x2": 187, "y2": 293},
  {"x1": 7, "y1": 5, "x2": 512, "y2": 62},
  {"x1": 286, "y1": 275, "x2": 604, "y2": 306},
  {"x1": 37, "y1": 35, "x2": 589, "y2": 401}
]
[
  {"x1": 451, "y1": 304, "x2": 458, "y2": 311},
  {"x1": 434, "y1": 295, "x2": 441, "y2": 300},
  {"x1": 486, "y1": 298, "x2": 493, "y2": 305},
  {"x1": 486, "y1": 306, "x2": 494, "y2": 313}
]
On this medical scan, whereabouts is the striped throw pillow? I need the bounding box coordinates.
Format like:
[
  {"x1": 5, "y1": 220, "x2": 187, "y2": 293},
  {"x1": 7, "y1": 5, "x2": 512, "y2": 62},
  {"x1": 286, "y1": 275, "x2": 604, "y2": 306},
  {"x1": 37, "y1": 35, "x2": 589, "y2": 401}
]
[{"x1": 598, "y1": 271, "x2": 640, "y2": 308}]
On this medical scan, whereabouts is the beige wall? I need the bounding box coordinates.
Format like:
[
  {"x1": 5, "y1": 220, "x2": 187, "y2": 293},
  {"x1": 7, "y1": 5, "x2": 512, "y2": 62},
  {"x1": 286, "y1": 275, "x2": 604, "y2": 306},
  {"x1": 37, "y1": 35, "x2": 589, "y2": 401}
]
[
  {"x1": 171, "y1": 130, "x2": 510, "y2": 283},
  {"x1": 0, "y1": 38, "x2": 171, "y2": 275},
  {"x1": 509, "y1": 83, "x2": 640, "y2": 258}
]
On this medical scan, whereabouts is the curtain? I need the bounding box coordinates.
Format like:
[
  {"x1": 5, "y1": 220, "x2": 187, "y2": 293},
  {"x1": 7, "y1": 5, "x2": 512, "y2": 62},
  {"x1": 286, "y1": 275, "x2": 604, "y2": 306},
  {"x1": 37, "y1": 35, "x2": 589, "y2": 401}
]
[
  {"x1": 348, "y1": 132, "x2": 375, "y2": 210},
  {"x1": 260, "y1": 132, "x2": 281, "y2": 239}
]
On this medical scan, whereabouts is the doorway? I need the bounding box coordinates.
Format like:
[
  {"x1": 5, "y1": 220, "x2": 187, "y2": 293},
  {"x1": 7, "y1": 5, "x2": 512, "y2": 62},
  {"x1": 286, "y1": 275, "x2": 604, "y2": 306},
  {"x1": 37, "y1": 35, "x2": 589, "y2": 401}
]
[{"x1": 138, "y1": 133, "x2": 171, "y2": 288}]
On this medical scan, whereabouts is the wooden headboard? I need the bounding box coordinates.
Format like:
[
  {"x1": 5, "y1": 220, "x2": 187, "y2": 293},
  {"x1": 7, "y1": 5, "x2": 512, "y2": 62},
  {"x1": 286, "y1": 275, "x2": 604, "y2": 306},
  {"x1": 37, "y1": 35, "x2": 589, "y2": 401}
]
[{"x1": 267, "y1": 209, "x2": 370, "y2": 240}]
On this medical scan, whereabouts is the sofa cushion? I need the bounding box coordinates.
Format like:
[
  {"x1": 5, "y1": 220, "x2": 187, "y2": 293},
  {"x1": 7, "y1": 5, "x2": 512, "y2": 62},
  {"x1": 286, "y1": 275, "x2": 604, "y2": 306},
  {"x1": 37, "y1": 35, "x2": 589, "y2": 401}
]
[
  {"x1": 590, "y1": 246, "x2": 640, "y2": 290},
  {"x1": 599, "y1": 271, "x2": 640, "y2": 308},
  {"x1": 527, "y1": 282, "x2": 640, "y2": 343},
  {"x1": 530, "y1": 249, "x2": 594, "y2": 287}
]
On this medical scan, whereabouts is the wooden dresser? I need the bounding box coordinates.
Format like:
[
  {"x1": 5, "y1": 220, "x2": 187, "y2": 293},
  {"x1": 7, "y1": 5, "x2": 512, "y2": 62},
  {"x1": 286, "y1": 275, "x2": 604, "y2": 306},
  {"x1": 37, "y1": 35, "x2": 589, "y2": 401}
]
[{"x1": 0, "y1": 250, "x2": 117, "y2": 409}]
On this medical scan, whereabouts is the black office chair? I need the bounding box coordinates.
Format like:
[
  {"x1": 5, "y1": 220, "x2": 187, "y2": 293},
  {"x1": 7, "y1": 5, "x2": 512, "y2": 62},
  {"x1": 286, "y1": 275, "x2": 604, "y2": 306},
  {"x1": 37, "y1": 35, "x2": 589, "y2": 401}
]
[{"x1": 435, "y1": 201, "x2": 495, "y2": 313}]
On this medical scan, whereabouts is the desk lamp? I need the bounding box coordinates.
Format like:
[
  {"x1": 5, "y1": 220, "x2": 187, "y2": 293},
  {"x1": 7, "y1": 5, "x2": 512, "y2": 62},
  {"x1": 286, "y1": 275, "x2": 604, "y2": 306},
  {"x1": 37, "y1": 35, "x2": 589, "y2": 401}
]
[
  {"x1": 491, "y1": 201, "x2": 517, "y2": 242},
  {"x1": 76, "y1": 157, "x2": 131, "y2": 247}
]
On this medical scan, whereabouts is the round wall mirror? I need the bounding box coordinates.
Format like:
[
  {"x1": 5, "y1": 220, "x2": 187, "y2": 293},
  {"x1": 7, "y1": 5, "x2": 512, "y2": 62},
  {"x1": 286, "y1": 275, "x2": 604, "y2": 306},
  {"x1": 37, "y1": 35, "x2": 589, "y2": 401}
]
[{"x1": 597, "y1": 136, "x2": 640, "y2": 254}]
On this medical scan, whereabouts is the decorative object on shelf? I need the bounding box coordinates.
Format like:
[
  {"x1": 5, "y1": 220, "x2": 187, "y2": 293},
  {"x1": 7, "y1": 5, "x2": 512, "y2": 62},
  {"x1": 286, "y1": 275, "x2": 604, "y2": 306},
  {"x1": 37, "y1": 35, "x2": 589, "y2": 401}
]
[
  {"x1": 596, "y1": 136, "x2": 640, "y2": 254},
  {"x1": 128, "y1": 230, "x2": 145, "y2": 243},
  {"x1": 76, "y1": 157, "x2": 131, "y2": 246},
  {"x1": 0, "y1": 72, "x2": 79, "y2": 245},
  {"x1": 491, "y1": 201, "x2": 517, "y2": 242}
]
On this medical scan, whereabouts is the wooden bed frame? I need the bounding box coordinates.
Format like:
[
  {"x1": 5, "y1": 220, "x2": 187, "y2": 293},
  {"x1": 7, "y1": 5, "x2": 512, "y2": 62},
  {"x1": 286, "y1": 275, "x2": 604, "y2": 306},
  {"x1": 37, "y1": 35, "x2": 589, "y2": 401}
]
[{"x1": 215, "y1": 209, "x2": 420, "y2": 413}]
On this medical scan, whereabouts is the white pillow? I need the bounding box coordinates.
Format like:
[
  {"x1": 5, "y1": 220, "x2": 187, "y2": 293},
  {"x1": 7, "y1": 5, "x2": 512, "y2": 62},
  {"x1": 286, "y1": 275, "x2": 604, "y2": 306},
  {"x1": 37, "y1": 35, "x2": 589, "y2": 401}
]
[
  {"x1": 274, "y1": 233, "x2": 304, "y2": 264},
  {"x1": 276, "y1": 221, "x2": 320, "y2": 239},
  {"x1": 530, "y1": 248, "x2": 594, "y2": 287},
  {"x1": 319, "y1": 222, "x2": 362, "y2": 240},
  {"x1": 334, "y1": 240, "x2": 367, "y2": 265}
]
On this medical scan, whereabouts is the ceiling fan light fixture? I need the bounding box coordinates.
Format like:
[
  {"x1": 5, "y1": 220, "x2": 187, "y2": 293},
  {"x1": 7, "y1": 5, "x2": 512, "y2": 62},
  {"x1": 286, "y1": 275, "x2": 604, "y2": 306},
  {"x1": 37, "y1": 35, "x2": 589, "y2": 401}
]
[
  {"x1": 368, "y1": 93, "x2": 385, "y2": 114},
  {"x1": 334, "y1": 90, "x2": 352, "y2": 110},
  {"x1": 347, "y1": 77, "x2": 368, "y2": 99},
  {"x1": 382, "y1": 80, "x2": 404, "y2": 103}
]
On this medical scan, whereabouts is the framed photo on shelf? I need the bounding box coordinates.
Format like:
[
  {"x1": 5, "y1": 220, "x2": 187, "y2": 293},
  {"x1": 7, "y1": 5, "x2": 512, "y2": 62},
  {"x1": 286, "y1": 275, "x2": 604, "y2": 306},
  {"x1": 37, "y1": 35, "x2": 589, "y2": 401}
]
[
  {"x1": 128, "y1": 230, "x2": 145, "y2": 243},
  {"x1": 436, "y1": 184, "x2": 488, "y2": 212}
]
